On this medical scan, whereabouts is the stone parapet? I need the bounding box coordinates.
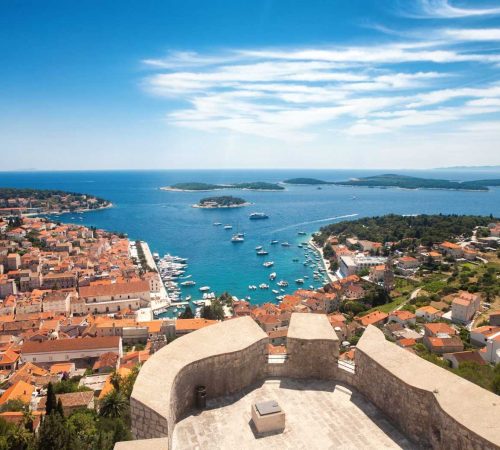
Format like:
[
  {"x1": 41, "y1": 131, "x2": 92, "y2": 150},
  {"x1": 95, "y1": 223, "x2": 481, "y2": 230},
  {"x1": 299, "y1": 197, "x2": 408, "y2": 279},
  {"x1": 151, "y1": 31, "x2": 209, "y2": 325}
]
[
  {"x1": 130, "y1": 316, "x2": 268, "y2": 447},
  {"x1": 355, "y1": 325, "x2": 500, "y2": 449}
]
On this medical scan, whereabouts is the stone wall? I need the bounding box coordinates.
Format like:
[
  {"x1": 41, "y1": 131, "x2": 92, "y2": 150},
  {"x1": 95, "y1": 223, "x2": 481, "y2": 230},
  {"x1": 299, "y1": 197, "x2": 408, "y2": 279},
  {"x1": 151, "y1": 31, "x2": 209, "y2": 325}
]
[
  {"x1": 130, "y1": 316, "x2": 268, "y2": 448},
  {"x1": 355, "y1": 326, "x2": 500, "y2": 449},
  {"x1": 127, "y1": 316, "x2": 500, "y2": 450}
]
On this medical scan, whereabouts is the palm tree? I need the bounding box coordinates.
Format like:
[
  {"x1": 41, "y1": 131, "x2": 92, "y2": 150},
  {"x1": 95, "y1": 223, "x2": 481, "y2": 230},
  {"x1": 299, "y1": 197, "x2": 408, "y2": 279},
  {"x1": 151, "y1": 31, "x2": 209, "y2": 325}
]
[{"x1": 99, "y1": 390, "x2": 128, "y2": 419}]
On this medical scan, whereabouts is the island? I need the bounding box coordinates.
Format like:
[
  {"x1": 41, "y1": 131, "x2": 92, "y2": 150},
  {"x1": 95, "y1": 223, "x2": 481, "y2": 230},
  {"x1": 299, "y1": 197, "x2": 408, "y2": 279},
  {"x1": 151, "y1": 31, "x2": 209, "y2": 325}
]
[
  {"x1": 284, "y1": 174, "x2": 500, "y2": 191},
  {"x1": 192, "y1": 196, "x2": 250, "y2": 209},
  {"x1": 161, "y1": 181, "x2": 284, "y2": 191},
  {"x1": 0, "y1": 187, "x2": 112, "y2": 216}
]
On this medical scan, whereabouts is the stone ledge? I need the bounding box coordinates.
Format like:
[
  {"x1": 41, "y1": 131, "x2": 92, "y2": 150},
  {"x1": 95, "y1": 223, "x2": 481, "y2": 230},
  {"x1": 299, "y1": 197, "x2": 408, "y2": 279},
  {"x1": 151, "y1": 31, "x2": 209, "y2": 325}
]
[
  {"x1": 288, "y1": 313, "x2": 339, "y2": 341},
  {"x1": 114, "y1": 437, "x2": 168, "y2": 450}
]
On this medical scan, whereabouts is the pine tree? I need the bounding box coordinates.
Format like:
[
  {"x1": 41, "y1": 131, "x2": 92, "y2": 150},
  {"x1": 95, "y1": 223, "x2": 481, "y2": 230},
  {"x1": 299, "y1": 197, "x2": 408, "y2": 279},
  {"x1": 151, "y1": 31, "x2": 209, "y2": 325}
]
[
  {"x1": 45, "y1": 382, "x2": 57, "y2": 416},
  {"x1": 56, "y1": 398, "x2": 65, "y2": 418},
  {"x1": 37, "y1": 412, "x2": 72, "y2": 450}
]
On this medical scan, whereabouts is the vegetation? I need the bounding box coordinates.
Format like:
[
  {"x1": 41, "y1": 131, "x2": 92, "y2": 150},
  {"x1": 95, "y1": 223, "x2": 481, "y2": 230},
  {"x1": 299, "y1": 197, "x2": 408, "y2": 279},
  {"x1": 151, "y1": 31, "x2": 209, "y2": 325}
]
[
  {"x1": 330, "y1": 173, "x2": 500, "y2": 191},
  {"x1": 166, "y1": 181, "x2": 284, "y2": 191},
  {"x1": 315, "y1": 214, "x2": 495, "y2": 248},
  {"x1": 196, "y1": 195, "x2": 247, "y2": 208},
  {"x1": 201, "y1": 292, "x2": 233, "y2": 320},
  {"x1": 283, "y1": 178, "x2": 331, "y2": 185}
]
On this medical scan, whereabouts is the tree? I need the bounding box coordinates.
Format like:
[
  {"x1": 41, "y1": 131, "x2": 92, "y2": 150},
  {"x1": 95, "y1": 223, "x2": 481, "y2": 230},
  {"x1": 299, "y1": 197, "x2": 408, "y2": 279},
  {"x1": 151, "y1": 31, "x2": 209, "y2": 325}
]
[
  {"x1": 99, "y1": 390, "x2": 128, "y2": 419},
  {"x1": 56, "y1": 398, "x2": 65, "y2": 418},
  {"x1": 179, "y1": 306, "x2": 194, "y2": 319},
  {"x1": 45, "y1": 382, "x2": 57, "y2": 415},
  {"x1": 66, "y1": 410, "x2": 98, "y2": 450},
  {"x1": 37, "y1": 412, "x2": 73, "y2": 450}
]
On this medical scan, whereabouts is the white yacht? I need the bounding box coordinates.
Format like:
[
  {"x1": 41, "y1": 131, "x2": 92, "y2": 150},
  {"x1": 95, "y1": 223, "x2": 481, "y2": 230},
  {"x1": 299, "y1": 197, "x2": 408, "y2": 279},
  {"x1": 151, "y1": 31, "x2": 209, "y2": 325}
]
[
  {"x1": 263, "y1": 261, "x2": 274, "y2": 268},
  {"x1": 199, "y1": 286, "x2": 210, "y2": 292}
]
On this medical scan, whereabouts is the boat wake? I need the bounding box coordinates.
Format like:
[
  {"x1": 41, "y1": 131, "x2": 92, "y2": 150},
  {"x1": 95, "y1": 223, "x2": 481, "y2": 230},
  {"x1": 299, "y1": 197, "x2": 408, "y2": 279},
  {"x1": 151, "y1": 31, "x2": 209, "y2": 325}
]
[{"x1": 269, "y1": 213, "x2": 358, "y2": 233}]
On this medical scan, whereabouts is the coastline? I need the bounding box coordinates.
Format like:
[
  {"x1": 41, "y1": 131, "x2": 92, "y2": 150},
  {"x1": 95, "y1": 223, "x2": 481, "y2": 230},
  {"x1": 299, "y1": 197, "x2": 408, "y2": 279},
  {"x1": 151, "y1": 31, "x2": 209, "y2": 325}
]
[
  {"x1": 160, "y1": 186, "x2": 284, "y2": 192},
  {"x1": 23, "y1": 202, "x2": 113, "y2": 217},
  {"x1": 308, "y1": 237, "x2": 337, "y2": 283}
]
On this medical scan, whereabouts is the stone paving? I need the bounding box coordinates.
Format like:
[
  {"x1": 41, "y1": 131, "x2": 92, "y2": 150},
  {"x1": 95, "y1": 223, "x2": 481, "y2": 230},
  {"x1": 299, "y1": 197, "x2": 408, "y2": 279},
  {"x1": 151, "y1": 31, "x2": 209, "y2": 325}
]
[{"x1": 172, "y1": 378, "x2": 416, "y2": 450}]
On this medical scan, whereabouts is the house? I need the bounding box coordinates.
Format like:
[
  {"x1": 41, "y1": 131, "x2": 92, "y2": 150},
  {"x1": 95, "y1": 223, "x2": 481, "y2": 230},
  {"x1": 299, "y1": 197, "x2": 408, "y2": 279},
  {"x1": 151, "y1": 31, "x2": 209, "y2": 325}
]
[
  {"x1": 357, "y1": 311, "x2": 388, "y2": 328},
  {"x1": 0, "y1": 348, "x2": 20, "y2": 373},
  {"x1": 92, "y1": 352, "x2": 119, "y2": 373},
  {"x1": 397, "y1": 256, "x2": 420, "y2": 272},
  {"x1": 0, "y1": 380, "x2": 34, "y2": 406},
  {"x1": 79, "y1": 280, "x2": 151, "y2": 314},
  {"x1": 49, "y1": 362, "x2": 76, "y2": 377},
  {"x1": 38, "y1": 391, "x2": 94, "y2": 416},
  {"x1": 416, "y1": 305, "x2": 442, "y2": 322},
  {"x1": 439, "y1": 242, "x2": 463, "y2": 259},
  {"x1": 21, "y1": 336, "x2": 122, "y2": 365},
  {"x1": 369, "y1": 265, "x2": 386, "y2": 283},
  {"x1": 344, "y1": 284, "x2": 365, "y2": 300},
  {"x1": 479, "y1": 331, "x2": 500, "y2": 365},
  {"x1": 387, "y1": 310, "x2": 416, "y2": 326},
  {"x1": 443, "y1": 350, "x2": 487, "y2": 369},
  {"x1": 174, "y1": 318, "x2": 217, "y2": 337},
  {"x1": 423, "y1": 323, "x2": 463, "y2": 355},
  {"x1": 42, "y1": 291, "x2": 71, "y2": 315},
  {"x1": 451, "y1": 292, "x2": 480, "y2": 324},
  {"x1": 489, "y1": 311, "x2": 500, "y2": 327},
  {"x1": 471, "y1": 325, "x2": 499, "y2": 348}
]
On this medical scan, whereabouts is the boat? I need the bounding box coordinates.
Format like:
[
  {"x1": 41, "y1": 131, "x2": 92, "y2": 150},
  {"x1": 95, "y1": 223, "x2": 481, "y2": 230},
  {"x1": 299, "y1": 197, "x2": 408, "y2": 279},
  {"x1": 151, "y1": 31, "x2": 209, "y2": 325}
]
[
  {"x1": 248, "y1": 285, "x2": 257, "y2": 290},
  {"x1": 256, "y1": 250, "x2": 269, "y2": 256},
  {"x1": 263, "y1": 261, "x2": 274, "y2": 268},
  {"x1": 277, "y1": 280, "x2": 288, "y2": 287},
  {"x1": 180, "y1": 280, "x2": 196, "y2": 286},
  {"x1": 281, "y1": 242, "x2": 291, "y2": 247},
  {"x1": 231, "y1": 234, "x2": 244, "y2": 243},
  {"x1": 199, "y1": 286, "x2": 210, "y2": 292},
  {"x1": 255, "y1": 245, "x2": 263, "y2": 251},
  {"x1": 185, "y1": 295, "x2": 192, "y2": 301},
  {"x1": 298, "y1": 231, "x2": 307, "y2": 236},
  {"x1": 270, "y1": 240, "x2": 279, "y2": 245},
  {"x1": 249, "y1": 212, "x2": 269, "y2": 220},
  {"x1": 295, "y1": 278, "x2": 305, "y2": 284},
  {"x1": 298, "y1": 244, "x2": 303, "y2": 248},
  {"x1": 213, "y1": 222, "x2": 222, "y2": 226},
  {"x1": 259, "y1": 283, "x2": 269, "y2": 289},
  {"x1": 272, "y1": 289, "x2": 279, "y2": 294},
  {"x1": 224, "y1": 225, "x2": 233, "y2": 230},
  {"x1": 153, "y1": 252, "x2": 160, "y2": 261},
  {"x1": 269, "y1": 272, "x2": 277, "y2": 281}
]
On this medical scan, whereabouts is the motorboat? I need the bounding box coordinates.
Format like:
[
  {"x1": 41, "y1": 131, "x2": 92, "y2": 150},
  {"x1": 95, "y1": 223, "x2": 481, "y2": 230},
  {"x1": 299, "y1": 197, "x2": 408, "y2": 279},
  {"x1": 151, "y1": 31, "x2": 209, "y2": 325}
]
[
  {"x1": 281, "y1": 242, "x2": 291, "y2": 247},
  {"x1": 249, "y1": 212, "x2": 269, "y2": 220},
  {"x1": 231, "y1": 234, "x2": 244, "y2": 243},
  {"x1": 259, "y1": 283, "x2": 269, "y2": 289},
  {"x1": 224, "y1": 225, "x2": 233, "y2": 230},
  {"x1": 263, "y1": 261, "x2": 274, "y2": 268},
  {"x1": 269, "y1": 272, "x2": 277, "y2": 281},
  {"x1": 256, "y1": 250, "x2": 269, "y2": 256},
  {"x1": 199, "y1": 286, "x2": 210, "y2": 292},
  {"x1": 295, "y1": 278, "x2": 305, "y2": 284},
  {"x1": 180, "y1": 280, "x2": 196, "y2": 286}
]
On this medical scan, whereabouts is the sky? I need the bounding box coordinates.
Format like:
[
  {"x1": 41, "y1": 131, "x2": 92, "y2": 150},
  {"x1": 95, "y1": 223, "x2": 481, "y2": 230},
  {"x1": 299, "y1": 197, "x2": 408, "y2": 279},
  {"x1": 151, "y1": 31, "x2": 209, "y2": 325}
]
[{"x1": 1, "y1": 0, "x2": 500, "y2": 170}]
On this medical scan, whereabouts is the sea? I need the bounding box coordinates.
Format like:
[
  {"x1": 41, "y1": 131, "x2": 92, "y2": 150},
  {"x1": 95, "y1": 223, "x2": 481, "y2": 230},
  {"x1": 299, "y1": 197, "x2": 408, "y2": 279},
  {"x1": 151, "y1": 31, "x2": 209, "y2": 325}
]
[{"x1": 1, "y1": 169, "x2": 499, "y2": 306}]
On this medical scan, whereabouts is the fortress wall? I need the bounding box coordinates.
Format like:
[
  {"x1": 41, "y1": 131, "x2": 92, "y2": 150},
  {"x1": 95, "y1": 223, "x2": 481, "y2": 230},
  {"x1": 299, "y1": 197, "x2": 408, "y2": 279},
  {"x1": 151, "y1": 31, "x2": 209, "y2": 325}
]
[{"x1": 355, "y1": 326, "x2": 500, "y2": 449}]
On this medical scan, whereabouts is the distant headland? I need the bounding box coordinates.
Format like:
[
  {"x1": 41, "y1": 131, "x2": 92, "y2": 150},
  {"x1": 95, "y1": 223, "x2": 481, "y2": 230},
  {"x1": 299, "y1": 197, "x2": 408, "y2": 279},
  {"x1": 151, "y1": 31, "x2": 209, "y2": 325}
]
[
  {"x1": 0, "y1": 187, "x2": 112, "y2": 216},
  {"x1": 192, "y1": 195, "x2": 250, "y2": 209},
  {"x1": 283, "y1": 174, "x2": 500, "y2": 191},
  {"x1": 161, "y1": 181, "x2": 284, "y2": 192}
]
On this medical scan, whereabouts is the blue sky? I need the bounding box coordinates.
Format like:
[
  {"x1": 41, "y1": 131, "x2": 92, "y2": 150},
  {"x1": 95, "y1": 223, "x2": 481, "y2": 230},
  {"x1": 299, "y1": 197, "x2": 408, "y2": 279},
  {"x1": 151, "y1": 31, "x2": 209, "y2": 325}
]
[{"x1": 1, "y1": 0, "x2": 500, "y2": 170}]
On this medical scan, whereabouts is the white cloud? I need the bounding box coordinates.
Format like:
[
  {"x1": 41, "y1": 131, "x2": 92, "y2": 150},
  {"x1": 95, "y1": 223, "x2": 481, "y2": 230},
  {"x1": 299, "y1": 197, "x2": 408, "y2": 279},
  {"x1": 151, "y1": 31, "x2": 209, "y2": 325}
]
[
  {"x1": 404, "y1": 0, "x2": 500, "y2": 19},
  {"x1": 445, "y1": 28, "x2": 500, "y2": 41}
]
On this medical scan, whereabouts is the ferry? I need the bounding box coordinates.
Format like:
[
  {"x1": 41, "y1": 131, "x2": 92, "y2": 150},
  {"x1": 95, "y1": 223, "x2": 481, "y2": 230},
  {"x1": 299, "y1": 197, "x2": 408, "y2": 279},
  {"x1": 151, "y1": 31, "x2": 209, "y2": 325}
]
[
  {"x1": 231, "y1": 234, "x2": 244, "y2": 243},
  {"x1": 224, "y1": 225, "x2": 233, "y2": 230},
  {"x1": 256, "y1": 250, "x2": 269, "y2": 256},
  {"x1": 180, "y1": 280, "x2": 196, "y2": 287},
  {"x1": 249, "y1": 212, "x2": 269, "y2": 220},
  {"x1": 199, "y1": 286, "x2": 210, "y2": 292},
  {"x1": 269, "y1": 272, "x2": 277, "y2": 281},
  {"x1": 263, "y1": 261, "x2": 274, "y2": 268}
]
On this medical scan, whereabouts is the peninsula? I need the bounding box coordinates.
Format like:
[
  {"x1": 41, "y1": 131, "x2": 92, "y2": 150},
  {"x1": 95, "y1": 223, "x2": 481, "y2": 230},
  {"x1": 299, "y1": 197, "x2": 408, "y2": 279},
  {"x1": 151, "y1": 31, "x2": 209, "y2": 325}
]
[
  {"x1": 192, "y1": 195, "x2": 249, "y2": 209},
  {"x1": 162, "y1": 181, "x2": 284, "y2": 192},
  {"x1": 284, "y1": 174, "x2": 500, "y2": 191},
  {"x1": 0, "y1": 187, "x2": 111, "y2": 216}
]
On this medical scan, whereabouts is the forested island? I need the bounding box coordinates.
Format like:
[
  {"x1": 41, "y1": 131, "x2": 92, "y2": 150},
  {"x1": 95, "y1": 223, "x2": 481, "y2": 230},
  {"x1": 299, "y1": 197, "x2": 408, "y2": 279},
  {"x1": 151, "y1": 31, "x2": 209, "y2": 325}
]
[
  {"x1": 284, "y1": 174, "x2": 500, "y2": 191},
  {"x1": 314, "y1": 214, "x2": 496, "y2": 248},
  {"x1": 193, "y1": 196, "x2": 249, "y2": 208},
  {"x1": 162, "y1": 181, "x2": 284, "y2": 191},
  {"x1": 0, "y1": 187, "x2": 111, "y2": 215}
]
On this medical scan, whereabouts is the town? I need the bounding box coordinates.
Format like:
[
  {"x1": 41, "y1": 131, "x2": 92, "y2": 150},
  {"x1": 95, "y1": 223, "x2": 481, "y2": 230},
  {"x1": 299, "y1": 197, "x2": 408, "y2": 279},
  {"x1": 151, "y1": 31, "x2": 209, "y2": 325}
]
[{"x1": 0, "y1": 213, "x2": 499, "y2": 448}]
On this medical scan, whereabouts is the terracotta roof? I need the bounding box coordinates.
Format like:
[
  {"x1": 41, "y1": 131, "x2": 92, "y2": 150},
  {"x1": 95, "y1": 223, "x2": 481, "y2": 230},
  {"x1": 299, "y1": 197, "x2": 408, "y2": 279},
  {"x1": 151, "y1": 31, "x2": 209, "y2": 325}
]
[
  {"x1": 444, "y1": 350, "x2": 486, "y2": 366},
  {"x1": 175, "y1": 318, "x2": 217, "y2": 332},
  {"x1": 0, "y1": 380, "x2": 34, "y2": 405},
  {"x1": 38, "y1": 391, "x2": 94, "y2": 410},
  {"x1": 79, "y1": 280, "x2": 149, "y2": 298},
  {"x1": 389, "y1": 310, "x2": 416, "y2": 321},
  {"x1": 49, "y1": 362, "x2": 75, "y2": 374},
  {"x1": 425, "y1": 322, "x2": 456, "y2": 336},
  {"x1": 358, "y1": 311, "x2": 388, "y2": 327},
  {"x1": 21, "y1": 336, "x2": 120, "y2": 354}
]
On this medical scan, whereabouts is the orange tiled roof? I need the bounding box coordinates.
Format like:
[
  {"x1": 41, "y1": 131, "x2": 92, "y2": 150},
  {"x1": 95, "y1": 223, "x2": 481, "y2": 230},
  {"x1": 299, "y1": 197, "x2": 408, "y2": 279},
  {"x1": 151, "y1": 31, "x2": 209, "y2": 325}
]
[{"x1": 0, "y1": 380, "x2": 34, "y2": 405}]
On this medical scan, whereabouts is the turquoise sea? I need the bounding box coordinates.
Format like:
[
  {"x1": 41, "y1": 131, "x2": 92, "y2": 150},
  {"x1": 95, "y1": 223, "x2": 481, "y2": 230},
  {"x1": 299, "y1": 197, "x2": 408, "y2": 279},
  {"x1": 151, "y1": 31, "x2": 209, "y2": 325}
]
[{"x1": 1, "y1": 169, "x2": 499, "y2": 305}]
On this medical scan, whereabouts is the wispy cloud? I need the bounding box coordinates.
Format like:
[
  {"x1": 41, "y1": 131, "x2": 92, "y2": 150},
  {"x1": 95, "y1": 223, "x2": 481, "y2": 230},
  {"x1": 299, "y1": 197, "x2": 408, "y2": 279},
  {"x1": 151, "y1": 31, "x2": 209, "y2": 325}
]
[
  {"x1": 401, "y1": 0, "x2": 500, "y2": 19},
  {"x1": 141, "y1": 17, "x2": 500, "y2": 142}
]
